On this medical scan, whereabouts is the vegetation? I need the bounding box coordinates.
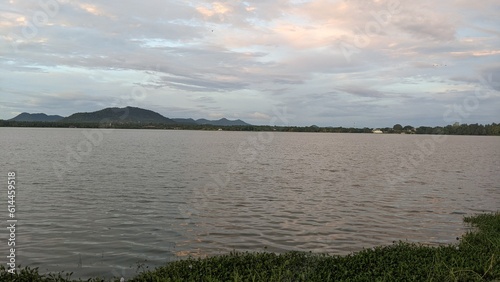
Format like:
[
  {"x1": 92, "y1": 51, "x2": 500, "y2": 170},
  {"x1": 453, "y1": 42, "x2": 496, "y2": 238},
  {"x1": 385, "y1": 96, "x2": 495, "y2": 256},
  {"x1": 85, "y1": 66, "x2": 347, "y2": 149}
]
[
  {"x1": 61, "y1": 106, "x2": 176, "y2": 124},
  {"x1": 1, "y1": 119, "x2": 500, "y2": 135},
  {"x1": 1, "y1": 212, "x2": 499, "y2": 281},
  {"x1": 7, "y1": 107, "x2": 250, "y2": 126},
  {"x1": 416, "y1": 123, "x2": 500, "y2": 135},
  {"x1": 3, "y1": 106, "x2": 499, "y2": 135},
  {"x1": 9, "y1": 113, "x2": 64, "y2": 122}
]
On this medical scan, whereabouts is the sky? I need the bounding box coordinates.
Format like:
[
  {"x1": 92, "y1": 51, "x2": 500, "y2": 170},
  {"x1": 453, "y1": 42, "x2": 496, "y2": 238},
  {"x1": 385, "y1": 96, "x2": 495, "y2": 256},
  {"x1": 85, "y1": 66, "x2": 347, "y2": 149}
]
[{"x1": 1, "y1": 0, "x2": 499, "y2": 127}]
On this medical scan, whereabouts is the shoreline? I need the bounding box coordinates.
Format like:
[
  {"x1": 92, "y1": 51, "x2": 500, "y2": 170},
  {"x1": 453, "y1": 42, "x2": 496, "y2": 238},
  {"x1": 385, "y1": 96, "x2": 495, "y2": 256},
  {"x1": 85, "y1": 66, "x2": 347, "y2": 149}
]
[{"x1": 1, "y1": 121, "x2": 500, "y2": 135}]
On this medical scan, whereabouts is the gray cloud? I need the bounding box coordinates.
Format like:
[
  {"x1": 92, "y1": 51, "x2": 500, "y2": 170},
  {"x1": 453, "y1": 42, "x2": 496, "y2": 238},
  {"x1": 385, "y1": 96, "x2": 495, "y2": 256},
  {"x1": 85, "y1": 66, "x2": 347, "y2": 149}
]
[
  {"x1": 337, "y1": 86, "x2": 387, "y2": 98},
  {"x1": 0, "y1": 0, "x2": 499, "y2": 126}
]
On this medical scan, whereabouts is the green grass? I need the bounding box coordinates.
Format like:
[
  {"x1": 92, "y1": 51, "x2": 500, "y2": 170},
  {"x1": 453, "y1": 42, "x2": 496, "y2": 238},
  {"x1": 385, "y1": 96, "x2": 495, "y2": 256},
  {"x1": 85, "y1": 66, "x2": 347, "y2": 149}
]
[{"x1": 2, "y1": 212, "x2": 499, "y2": 281}]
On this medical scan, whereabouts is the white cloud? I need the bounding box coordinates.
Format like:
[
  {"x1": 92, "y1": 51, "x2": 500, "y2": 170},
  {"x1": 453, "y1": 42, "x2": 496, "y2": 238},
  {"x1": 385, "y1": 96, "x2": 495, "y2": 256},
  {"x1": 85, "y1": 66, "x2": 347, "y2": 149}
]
[
  {"x1": 0, "y1": 0, "x2": 499, "y2": 126},
  {"x1": 248, "y1": 112, "x2": 271, "y2": 121}
]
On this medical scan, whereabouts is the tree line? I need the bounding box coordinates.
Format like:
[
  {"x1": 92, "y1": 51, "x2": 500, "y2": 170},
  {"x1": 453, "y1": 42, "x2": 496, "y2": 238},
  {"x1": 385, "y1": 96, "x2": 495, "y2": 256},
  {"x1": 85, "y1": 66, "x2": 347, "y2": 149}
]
[{"x1": 0, "y1": 120, "x2": 499, "y2": 135}]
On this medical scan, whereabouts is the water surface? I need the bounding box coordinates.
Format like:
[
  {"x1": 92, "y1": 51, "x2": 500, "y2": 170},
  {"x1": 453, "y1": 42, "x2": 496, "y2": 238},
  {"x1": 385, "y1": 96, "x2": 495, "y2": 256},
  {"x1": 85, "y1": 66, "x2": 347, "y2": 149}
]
[{"x1": 1, "y1": 128, "x2": 498, "y2": 278}]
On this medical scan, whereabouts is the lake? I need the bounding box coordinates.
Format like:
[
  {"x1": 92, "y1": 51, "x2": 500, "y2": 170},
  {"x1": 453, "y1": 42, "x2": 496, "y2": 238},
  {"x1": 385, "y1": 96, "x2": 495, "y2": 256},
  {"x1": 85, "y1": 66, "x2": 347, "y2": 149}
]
[{"x1": 1, "y1": 128, "x2": 499, "y2": 279}]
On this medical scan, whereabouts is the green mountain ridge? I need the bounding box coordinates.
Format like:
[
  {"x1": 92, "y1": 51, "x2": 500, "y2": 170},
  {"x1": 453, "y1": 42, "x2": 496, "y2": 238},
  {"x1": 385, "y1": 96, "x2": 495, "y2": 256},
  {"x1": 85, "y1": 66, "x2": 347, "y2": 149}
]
[
  {"x1": 196, "y1": 118, "x2": 249, "y2": 126},
  {"x1": 61, "y1": 106, "x2": 175, "y2": 124},
  {"x1": 9, "y1": 112, "x2": 64, "y2": 122},
  {"x1": 8, "y1": 106, "x2": 252, "y2": 126}
]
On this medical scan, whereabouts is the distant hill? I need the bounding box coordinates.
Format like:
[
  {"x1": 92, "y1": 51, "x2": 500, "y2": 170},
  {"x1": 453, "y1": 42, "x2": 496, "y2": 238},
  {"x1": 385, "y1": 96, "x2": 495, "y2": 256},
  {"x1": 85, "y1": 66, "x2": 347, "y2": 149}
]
[
  {"x1": 9, "y1": 113, "x2": 64, "y2": 122},
  {"x1": 172, "y1": 117, "x2": 250, "y2": 126},
  {"x1": 61, "y1": 106, "x2": 175, "y2": 124},
  {"x1": 171, "y1": 118, "x2": 197, "y2": 124},
  {"x1": 195, "y1": 118, "x2": 250, "y2": 126},
  {"x1": 7, "y1": 106, "x2": 252, "y2": 126}
]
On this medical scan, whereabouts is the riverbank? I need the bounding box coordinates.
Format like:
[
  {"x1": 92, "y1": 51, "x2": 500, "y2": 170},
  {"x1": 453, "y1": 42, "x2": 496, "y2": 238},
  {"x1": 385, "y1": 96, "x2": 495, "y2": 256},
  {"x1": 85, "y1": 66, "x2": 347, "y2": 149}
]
[
  {"x1": 2, "y1": 120, "x2": 500, "y2": 135},
  {"x1": 2, "y1": 212, "x2": 499, "y2": 281}
]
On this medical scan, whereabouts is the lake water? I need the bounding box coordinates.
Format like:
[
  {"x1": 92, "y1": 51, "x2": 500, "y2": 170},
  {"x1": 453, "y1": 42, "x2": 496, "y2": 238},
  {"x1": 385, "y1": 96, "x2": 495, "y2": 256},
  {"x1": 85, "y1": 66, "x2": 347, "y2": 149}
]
[{"x1": 1, "y1": 128, "x2": 499, "y2": 279}]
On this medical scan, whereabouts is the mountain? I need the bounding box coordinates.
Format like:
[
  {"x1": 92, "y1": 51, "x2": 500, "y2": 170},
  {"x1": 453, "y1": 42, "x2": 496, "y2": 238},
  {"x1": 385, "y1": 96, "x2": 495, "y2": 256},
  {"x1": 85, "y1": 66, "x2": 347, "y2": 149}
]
[
  {"x1": 171, "y1": 118, "x2": 197, "y2": 124},
  {"x1": 172, "y1": 118, "x2": 250, "y2": 126},
  {"x1": 61, "y1": 106, "x2": 175, "y2": 124},
  {"x1": 9, "y1": 113, "x2": 64, "y2": 122},
  {"x1": 8, "y1": 106, "x2": 252, "y2": 126},
  {"x1": 195, "y1": 118, "x2": 250, "y2": 126}
]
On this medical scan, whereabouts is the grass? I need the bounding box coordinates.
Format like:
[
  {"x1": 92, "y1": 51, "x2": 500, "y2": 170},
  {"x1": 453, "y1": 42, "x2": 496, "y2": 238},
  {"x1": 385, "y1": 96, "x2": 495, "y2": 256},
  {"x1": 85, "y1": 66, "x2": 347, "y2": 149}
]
[{"x1": 2, "y1": 212, "x2": 499, "y2": 281}]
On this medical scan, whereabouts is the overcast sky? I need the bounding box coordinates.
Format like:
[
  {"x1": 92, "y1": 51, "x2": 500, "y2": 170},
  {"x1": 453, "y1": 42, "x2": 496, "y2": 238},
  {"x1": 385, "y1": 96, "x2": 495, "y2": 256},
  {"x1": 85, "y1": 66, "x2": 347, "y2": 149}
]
[{"x1": 1, "y1": 0, "x2": 499, "y2": 127}]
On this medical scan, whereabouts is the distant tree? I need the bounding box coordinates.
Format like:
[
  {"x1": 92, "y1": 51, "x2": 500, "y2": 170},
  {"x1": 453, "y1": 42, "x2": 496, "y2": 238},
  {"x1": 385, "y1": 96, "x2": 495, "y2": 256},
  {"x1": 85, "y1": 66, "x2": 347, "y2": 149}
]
[
  {"x1": 393, "y1": 124, "x2": 403, "y2": 131},
  {"x1": 403, "y1": 125, "x2": 413, "y2": 131}
]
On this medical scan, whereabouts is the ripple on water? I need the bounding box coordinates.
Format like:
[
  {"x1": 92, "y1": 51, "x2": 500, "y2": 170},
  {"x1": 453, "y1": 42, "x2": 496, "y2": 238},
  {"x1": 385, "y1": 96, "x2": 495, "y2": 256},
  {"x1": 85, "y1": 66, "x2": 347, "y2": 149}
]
[{"x1": 2, "y1": 130, "x2": 499, "y2": 279}]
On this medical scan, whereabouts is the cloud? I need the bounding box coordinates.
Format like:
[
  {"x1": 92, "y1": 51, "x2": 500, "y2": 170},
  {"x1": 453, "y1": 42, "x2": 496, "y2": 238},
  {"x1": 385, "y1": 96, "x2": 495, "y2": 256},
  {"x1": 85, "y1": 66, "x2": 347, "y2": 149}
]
[
  {"x1": 208, "y1": 112, "x2": 224, "y2": 119},
  {"x1": 191, "y1": 96, "x2": 217, "y2": 104},
  {"x1": 337, "y1": 85, "x2": 387, "y2": 98},
  {"x1": 248, "y1": 112, "x2": 271, "y2": 121},
  {"x1": 196, "y1": 2, "x2": 231, "y2": 19},
  {"x1": 0, "y1": 0, "x2": 499, "y2": 126}
]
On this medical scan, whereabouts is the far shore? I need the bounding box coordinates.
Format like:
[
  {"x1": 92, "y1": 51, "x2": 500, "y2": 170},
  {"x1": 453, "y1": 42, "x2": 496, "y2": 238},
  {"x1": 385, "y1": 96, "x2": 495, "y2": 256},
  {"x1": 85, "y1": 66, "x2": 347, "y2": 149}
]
[{"x1": 1, "y1": 120, "x2": 500, "y2": 135}]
